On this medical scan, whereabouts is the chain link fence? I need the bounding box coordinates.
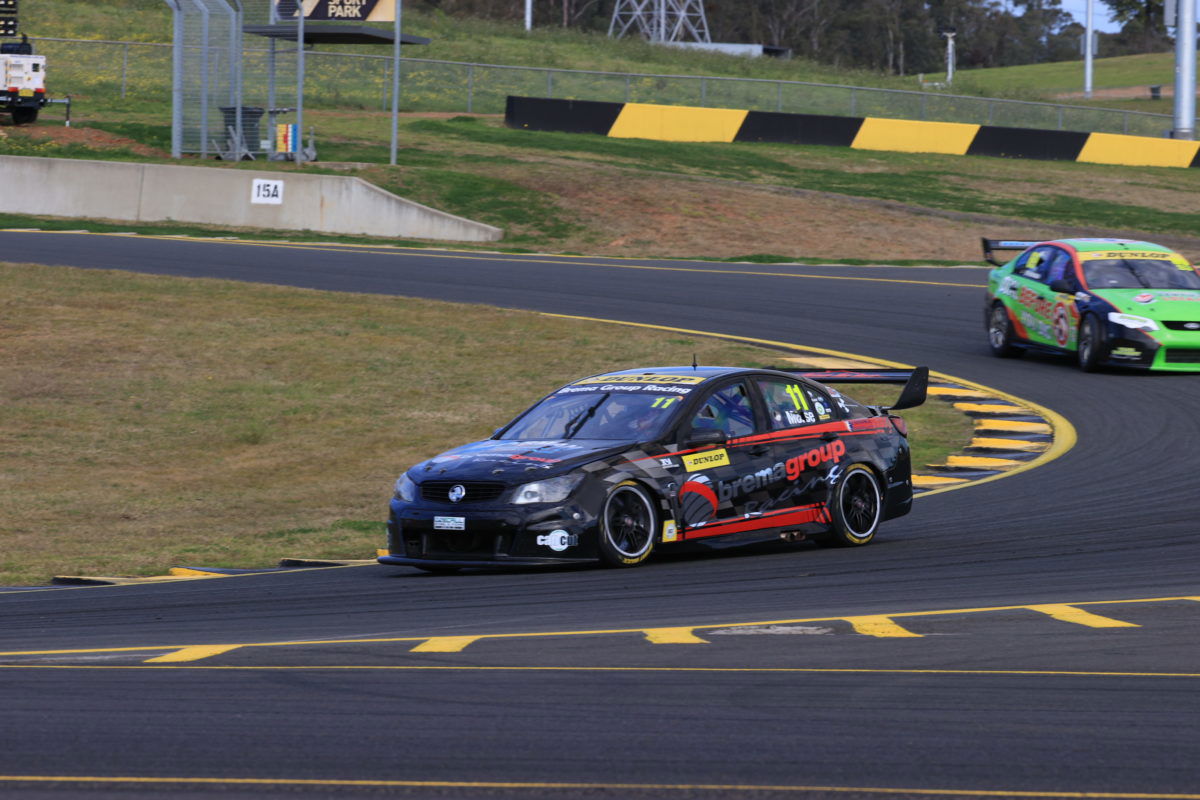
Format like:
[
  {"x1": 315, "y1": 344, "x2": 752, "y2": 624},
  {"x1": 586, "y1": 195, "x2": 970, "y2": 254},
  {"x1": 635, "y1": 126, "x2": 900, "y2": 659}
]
[{"x1": 31, "y1": 36, "x2": 1175, "y2": 139}]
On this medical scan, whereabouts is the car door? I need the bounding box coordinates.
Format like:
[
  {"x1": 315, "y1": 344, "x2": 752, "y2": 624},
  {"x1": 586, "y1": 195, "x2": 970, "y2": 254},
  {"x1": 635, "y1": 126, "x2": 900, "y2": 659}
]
[
  {"x1": 1004, "y1": 245, "x2": 1076, "y2": 349},
  {"x1": 674, "y1": 380, "x2": 777, "y2": 539},
  {"x1": 1037, "y1": 247, "x2": 1083, "y2": 351},
  {"x1": 753, "y1": 377, "x2": 845, "y2": 528}
]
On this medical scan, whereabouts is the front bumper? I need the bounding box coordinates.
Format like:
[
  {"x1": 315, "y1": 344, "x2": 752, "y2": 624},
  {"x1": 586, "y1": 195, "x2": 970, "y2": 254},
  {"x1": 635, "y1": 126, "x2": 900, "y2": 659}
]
[
  {"x1": 377, "y1": 554, "x2": 594, "y2": 568},
  {"x1": 379, "y1": 497, "x2": 601, "y2": 568},
  {"x1": 1102, "y1": 326, "x2": 1200, "y2": 371}
]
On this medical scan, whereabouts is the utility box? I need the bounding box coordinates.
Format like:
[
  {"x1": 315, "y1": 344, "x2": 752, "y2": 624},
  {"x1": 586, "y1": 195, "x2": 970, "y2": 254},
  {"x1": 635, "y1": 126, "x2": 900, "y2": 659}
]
[{"x1": 1, "y1": 53, "x2": 47, "y2": 124}]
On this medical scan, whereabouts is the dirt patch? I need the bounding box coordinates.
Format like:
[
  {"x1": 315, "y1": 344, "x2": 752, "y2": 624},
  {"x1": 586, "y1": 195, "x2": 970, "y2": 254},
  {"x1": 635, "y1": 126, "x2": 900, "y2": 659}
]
[
  {"x1": 1054, "y1": 85, "x2": 1176, "y2": 100},
  {"x1": 512, "y1": 168, "x2": 1146, "y2": 262},
  {"x1": 3, "y1": 123, "x2": 169, "y2": 157}
]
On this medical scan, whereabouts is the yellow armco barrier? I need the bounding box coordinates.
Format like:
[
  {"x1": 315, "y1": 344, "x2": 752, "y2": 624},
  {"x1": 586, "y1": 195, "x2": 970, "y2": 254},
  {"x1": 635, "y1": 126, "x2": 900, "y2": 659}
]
[
  {"x1": 851, "y1": 118, "x2": 981, "y2": 155},
  {"x1": 608, "y1": 103, "x2": 748, "y2": 143},
  {"x1": 1077, "y1": 132, "x2": 1200, "y2": 168},
  {"x1": 507, "y1": 96, "x2": 1200, "y2": 170}
]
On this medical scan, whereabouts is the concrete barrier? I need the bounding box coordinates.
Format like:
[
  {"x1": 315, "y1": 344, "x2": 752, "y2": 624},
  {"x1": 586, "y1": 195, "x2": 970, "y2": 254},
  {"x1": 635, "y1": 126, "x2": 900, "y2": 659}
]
[{"x1": 0, "y1": 155, "x2": 504, "y2": 242}]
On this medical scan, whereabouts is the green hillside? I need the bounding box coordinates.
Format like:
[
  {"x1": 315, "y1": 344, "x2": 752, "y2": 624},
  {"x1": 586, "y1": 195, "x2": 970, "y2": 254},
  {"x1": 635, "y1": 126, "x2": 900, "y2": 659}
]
[
  {"x1": 23, "y1": 0, "x2": 904, "y2": 90},
  {"x1": 24, "y1": 0, "x2": 1180, "y2": 109},
  {"x1": 956, "y1": 51, "x2": 1174, "y2": 94}
]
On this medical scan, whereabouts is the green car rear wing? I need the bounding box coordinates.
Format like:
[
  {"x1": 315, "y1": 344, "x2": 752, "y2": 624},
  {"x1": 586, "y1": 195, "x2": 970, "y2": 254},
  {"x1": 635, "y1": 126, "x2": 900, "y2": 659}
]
[{"x1": 982, "y1": 237, "x2": 1042, "y2": 267}]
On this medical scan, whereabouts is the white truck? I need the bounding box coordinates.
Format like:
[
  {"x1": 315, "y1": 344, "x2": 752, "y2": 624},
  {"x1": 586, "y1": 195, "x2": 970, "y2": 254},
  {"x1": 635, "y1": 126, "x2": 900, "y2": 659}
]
[{"x1": 1, "y1": 44, "x2": 47, "y2": 125}]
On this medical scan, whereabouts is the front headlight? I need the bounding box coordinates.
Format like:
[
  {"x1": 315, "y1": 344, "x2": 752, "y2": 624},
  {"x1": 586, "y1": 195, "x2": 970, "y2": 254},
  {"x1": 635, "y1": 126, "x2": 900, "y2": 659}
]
[
  {"x1": 512, "y1": 474, "x2": 584, "y2": 505},
  {"x1": 393, "y1": 474, "x2": 417, "y2": 502},
  {"x1": 1108, "y1": 312, "x2": 1159, "y2": 332}
]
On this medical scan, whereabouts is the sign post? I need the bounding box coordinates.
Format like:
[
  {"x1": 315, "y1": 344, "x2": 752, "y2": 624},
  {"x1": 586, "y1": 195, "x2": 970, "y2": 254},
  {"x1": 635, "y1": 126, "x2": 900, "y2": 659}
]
[{"x1": 390, "y1": 0, "x2": 401, "y2": 165}]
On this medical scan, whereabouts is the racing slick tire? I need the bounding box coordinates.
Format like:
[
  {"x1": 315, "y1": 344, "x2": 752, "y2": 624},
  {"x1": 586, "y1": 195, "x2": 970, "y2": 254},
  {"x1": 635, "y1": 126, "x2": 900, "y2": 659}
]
[
  {"x1": 1077, "y1": 314, "x2": 1106, "y2": 372},
  {"x1": 819, "y1": 464, "x2": 882, "y2": 548},
  {"x1": 987, "y1": 303, "x2": 1023, "y2": 358},
  {"x1": 598, "y1": 480, "x2": 657, "y2": 567}
]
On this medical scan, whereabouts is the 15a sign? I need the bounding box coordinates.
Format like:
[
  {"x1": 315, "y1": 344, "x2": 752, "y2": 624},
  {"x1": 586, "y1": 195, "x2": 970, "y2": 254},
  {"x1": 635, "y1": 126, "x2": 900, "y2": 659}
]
[{"x1": 251, "y1": 179, "x2": 284, "y2": 205}]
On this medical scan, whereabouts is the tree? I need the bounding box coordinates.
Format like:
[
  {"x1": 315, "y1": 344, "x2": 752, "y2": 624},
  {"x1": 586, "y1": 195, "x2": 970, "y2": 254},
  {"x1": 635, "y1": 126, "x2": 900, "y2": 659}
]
[{"x1": 1100, "y1": 0, "x2": 1172, "y2": 50}]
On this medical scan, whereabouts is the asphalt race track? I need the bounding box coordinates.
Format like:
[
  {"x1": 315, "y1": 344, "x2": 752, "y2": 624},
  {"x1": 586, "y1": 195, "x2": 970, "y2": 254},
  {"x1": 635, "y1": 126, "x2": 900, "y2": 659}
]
[{"x1": 2, "y1": 231, "x2": 1199, "y2": 800}]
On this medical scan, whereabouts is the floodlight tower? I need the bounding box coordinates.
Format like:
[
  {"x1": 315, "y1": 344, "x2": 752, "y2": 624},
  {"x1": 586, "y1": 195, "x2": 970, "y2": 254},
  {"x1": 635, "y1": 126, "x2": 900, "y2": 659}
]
[{"x1": 609, "y1": 0, "x2": 711, "y2": 44}]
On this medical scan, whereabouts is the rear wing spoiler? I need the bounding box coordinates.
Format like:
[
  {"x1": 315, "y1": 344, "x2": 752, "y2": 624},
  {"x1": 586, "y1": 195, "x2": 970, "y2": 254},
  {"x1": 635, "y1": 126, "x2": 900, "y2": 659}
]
[
  {"x1": 982, "y1": 237, "x2": 1042, "y2": 267},
  {"x1": 783, "y1": 366, "x2": 928, "y2": 411}
]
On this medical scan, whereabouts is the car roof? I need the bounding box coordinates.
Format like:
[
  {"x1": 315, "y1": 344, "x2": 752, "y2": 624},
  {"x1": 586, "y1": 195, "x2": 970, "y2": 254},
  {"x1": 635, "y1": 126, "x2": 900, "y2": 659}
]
[
  {"x1": 578, "y1": 366, "x2": 751, "y2": 383},
  {"x1": 1050, "y1": 238, "x2": 1178, "y2": 256}
]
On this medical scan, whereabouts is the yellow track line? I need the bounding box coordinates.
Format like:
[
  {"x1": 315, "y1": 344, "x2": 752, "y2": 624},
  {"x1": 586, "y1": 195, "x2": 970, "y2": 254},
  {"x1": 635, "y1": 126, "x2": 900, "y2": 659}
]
[
  {"x1": 1, "y1": 596, "x2": 1194, "y2": 660},
  {"x1": 0, "y1": 774, "x2": 1196, "y2": 798},
  {"x1": 2, "y1": 665, "x2": 1197, "y2": 678}
]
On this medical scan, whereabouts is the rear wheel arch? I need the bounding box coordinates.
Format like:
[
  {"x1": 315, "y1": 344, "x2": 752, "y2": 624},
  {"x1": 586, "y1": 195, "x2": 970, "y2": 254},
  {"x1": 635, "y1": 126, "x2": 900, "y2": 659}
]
[
  {"x1": 820, "y1": 462, "x2": 884, "y2": 548},
  {"x1": 987, "y1": 301, "x2": 1023, "y2": 358}
]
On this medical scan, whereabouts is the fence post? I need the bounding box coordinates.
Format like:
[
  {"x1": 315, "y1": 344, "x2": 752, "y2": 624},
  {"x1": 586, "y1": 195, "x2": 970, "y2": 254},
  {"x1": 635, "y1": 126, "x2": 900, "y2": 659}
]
[
  {"x1": 701, "y1": 76, "x2": 707, "y2": 106},
  {"x1": 1123, "y1": 111, "x2": 1129, "y2": 135},
  {"x1": 467, "y1": 64, "x2": 474, "y2": 113},
  {"x1": 121, "y1": 42, "x2": 130, "y2": 99}
]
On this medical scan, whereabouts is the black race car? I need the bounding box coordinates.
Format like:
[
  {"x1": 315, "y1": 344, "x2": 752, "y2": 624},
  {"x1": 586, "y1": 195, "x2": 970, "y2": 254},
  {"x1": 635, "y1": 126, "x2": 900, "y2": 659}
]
[{"x1": 378, "y1": 365, "x2": 927, "y2": 572}]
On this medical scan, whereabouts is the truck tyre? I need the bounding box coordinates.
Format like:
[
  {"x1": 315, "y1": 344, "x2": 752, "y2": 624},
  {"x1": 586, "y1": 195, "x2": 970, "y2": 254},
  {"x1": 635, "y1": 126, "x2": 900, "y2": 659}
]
[{"x1": 10, "y1": 108, "x2": 38, "y2": 125}]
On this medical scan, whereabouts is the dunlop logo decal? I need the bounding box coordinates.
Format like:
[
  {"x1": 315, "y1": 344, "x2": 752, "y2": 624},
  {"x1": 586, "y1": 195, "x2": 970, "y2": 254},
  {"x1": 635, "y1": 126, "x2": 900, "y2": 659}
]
[{"x1": 682, "y1": 448, "x2": 730, "y2": 473}]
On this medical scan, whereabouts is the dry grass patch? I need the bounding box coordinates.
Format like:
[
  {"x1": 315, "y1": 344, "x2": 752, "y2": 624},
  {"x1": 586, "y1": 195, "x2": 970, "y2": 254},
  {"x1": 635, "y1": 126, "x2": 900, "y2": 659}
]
[{"x1": 0, "y1": 262, "x2": 969, "y2": 585}]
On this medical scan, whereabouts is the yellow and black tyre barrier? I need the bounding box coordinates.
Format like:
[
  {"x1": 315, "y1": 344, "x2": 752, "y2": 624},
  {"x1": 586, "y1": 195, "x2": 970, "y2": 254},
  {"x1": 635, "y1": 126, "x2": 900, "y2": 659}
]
[{"x1": 506, "y1": 95, "x2": 1200, "y2": 169}]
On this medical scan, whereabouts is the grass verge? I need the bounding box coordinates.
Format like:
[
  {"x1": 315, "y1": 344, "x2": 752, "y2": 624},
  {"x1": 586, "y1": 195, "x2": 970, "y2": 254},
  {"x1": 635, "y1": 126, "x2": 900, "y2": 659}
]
[{"x1": 0, "y1": 261, "x2": 971, "y2": 586}]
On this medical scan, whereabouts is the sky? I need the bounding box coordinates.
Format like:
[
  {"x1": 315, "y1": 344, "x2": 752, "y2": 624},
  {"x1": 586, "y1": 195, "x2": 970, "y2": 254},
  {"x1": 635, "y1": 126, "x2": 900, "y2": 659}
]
[{"x1": 1058, "y1": 0, "x2": 1124, "y2": 33}]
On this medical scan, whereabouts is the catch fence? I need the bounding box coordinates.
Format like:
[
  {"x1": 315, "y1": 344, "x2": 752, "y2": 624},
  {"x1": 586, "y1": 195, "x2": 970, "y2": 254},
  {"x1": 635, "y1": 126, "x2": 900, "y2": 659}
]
[{"x1": 31, "y1": 36, "x2": 1174, "y2": 139}]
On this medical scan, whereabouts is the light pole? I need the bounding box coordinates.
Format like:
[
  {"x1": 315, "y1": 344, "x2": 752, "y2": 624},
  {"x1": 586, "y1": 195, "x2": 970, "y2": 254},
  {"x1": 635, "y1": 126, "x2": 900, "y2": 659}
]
[
  {"x1": 1174, "y1": 0, "x2": 1196, "y2": 139},
  {"x1": 940, "y1": 27, "x2": 957, "y2": 84},
  {"x1": 1083, "y1": 0, "x2": 1094, "y2": 99},
  {"x1": 389, "y1": 0, "x2": 402, "y2": 164},
  {"x1": 296, "y1": 0, "x2": 305, "y2": 163}
]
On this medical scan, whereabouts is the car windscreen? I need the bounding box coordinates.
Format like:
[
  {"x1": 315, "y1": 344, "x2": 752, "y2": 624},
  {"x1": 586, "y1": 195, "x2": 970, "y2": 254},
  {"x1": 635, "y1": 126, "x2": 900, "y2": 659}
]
[
  {"x1": 1083, "y1": 259, "x2": 1200, "y2": 290},
  {"x1": 499, "y1": 390, "x2": 684, "y2": 441}
]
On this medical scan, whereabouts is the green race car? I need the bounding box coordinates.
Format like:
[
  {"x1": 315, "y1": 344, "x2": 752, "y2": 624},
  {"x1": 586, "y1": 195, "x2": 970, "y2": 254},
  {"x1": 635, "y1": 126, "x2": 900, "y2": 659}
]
[{"x1": 983, "y1": 237, "x2": 1200, "y2": 372}]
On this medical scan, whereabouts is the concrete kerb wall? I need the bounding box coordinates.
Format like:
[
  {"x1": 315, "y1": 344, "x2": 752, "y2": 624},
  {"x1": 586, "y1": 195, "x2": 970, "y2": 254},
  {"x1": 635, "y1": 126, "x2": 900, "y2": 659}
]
[{"x1": 0, "y1": 156, "x2": 503, "y2": 243}]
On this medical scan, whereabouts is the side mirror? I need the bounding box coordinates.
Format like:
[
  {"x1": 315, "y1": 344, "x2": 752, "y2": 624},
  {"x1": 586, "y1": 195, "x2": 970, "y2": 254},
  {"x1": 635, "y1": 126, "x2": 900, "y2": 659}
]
[
  {"x1": 685, "y1": 428, "x2": 727, "y2": 448},
  {"x1": 1049, "y1": 278, "x2": 1074, "y2": 294}
]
